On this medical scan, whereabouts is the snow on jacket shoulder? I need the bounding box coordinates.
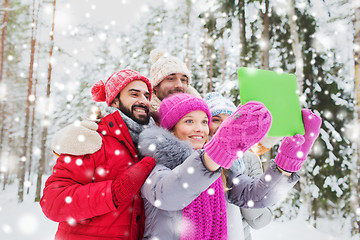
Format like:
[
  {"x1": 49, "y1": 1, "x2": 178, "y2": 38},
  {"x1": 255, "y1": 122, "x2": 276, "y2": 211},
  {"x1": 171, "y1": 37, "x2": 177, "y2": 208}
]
[{"x1": 40, "y1": 111, "x2": 152, "y2": 240}]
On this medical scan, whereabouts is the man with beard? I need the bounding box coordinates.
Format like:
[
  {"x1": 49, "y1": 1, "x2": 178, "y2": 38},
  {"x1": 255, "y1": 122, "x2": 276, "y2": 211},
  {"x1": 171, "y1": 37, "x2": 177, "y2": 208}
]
[
  {"x1": 40, "y1": 69, "x2": 156, "y2": 240},
  {"x1": 148, "y1": 49, "x2": 201, "y2": 124},
  {"x1": 148, "y1": 49, "x2": 282, "y2": 156}
]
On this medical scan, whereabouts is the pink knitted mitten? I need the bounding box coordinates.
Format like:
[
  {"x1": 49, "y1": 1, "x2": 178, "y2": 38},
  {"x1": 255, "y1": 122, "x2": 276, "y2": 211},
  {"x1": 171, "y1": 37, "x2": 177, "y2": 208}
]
[
  {"x1": 275, "y1": 109, "x2": 322, "y2": 172},
  {"x1": 204, "y1": 101, "x2": 272, "y2": 169}
]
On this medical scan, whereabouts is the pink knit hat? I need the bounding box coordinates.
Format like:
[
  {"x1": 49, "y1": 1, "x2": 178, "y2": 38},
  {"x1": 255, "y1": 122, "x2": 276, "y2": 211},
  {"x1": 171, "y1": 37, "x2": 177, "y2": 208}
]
[
  {"x1": 91, "y1": 69, "x2": 152, "y2": 106},
  {"x1": 159, "y1": 93, "x2": 211, "y2": 130}
]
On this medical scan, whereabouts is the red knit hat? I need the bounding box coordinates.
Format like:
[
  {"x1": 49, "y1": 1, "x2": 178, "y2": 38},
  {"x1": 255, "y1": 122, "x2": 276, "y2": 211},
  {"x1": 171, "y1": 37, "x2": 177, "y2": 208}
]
[
  {"x1": 159, "y1": 93, "x2": 211, "y2": 130},
  {"x1": 91, "y1": 69, "x2": 152, "y2": 106}
]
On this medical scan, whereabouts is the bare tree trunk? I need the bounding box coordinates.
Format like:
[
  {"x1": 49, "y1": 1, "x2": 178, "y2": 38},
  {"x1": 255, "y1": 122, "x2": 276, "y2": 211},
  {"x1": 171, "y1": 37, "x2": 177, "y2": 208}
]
[
  {"x1": 209, "y1": 47, "x2": 214, "y2": 92},
  {"x1": 261, "y1": 0, "x2": 270, "y2": 70},
  {"x1": 0, "y1": 0, "x2": 9, "y2": 171},
  {"x1": 202, "y1": 30, "x2": 208, "y2": 96},
  {"x1": 26, "y1": 0, "x2": 41, "y2": 195},
  {"x1": 27, "y1": 84, "x2": 36, "y2": 195},
  {"x1": 35, "y1": 0, "x2": 57, "y2": 202},
  {"x1": 287, "y1": 0, "x2": 304, "y2": 93},
  {"x1": 185, "y1": 0, "x2": 191, "y2": 69},
  {"x1": 3, "y1": 103, "x2": 15, "y2": 190},
  {"x1": 353, "y1": 2, "x2": 360, "y2": 235},
  {"x1": 0, "y1": 0, "x2": 9, "y2": 84},
  {"x1": 18, "y1": 0, "x2": 41, "y2": 202},
  {"x1": 221, "y1": 42, "x2": 226, "y2": 84},
  {"x1": 238, "y1": 0, "x2": 247, "y2": 67},
  {"x1": 260, "y1": 0, "x2": 272, "y2": 164}
]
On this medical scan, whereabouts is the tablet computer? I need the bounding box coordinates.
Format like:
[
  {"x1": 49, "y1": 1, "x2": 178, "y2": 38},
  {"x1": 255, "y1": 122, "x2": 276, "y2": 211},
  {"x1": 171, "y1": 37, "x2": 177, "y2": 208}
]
[{"x1": 238, "y1": 67, "x2": 305, "y2": 136}]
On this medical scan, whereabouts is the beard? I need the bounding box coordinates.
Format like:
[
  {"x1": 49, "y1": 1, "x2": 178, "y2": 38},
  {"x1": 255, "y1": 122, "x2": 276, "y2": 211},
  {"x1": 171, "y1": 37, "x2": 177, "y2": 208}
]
[{"x1": 118, "y1": 101, "x2": 150, "y2": 125}]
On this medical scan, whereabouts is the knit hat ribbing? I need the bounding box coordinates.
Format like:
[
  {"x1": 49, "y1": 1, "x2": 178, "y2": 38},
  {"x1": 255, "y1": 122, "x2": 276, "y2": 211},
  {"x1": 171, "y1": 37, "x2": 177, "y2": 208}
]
[
  {"x1": 159, "y1": 93, "x2": 211, "y2": 130},
  {"x1": 205, "y1": 92, "x2": 237, "y2": 117},
  {"x1": 150, "y1": 49, "x2": 191, "y2": 87},
  {"x1": 91, "y1": 69, "x2": 152, "y2": 106}
]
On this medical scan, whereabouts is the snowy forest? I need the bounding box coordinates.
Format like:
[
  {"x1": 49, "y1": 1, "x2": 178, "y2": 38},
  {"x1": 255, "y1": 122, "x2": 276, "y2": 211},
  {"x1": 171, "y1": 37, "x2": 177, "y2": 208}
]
[{"x1": 0, "y1": 0, "x2": 360, "y2": 239}]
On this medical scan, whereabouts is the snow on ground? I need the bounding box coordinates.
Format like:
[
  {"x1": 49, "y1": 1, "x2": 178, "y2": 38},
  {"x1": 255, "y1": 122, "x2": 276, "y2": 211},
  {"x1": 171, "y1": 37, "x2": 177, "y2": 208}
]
[
  {"x1": 0, "y1": 183, "x2": 57, "y2": 240},
  {"x1": 252, "y1": 214, "x2": 356, "y2": 240},
  {"x1": 0, "y1": 182, "x2": 358, "y2": 240}
]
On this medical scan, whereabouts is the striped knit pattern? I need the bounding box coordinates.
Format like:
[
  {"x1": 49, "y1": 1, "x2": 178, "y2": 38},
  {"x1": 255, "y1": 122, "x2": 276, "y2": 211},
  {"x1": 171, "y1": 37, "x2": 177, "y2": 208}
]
[{"x1": 181, "y1": 177, "x2": 228, "y2": 240}]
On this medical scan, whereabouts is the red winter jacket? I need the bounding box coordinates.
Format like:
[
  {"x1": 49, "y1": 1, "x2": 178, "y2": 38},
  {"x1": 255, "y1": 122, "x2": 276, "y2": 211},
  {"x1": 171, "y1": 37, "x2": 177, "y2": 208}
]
[{"x1": 40, "y1": 111, "x2": 155, "y2": 240}]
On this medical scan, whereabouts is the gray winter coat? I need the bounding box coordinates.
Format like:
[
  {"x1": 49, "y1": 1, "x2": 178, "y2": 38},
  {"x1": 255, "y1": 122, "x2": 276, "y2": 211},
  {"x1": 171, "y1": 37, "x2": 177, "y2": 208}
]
[
  {"x1": 227, "y1": 153, "x2": 273, "y2": 240},
  {"x1": 138, "y1": 126, "x2": 300, "y2": 240}
]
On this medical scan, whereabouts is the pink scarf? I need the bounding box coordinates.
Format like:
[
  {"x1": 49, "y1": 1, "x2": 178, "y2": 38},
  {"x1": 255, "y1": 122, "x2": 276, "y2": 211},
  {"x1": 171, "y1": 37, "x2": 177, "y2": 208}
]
[{"x1": 180, "y1": 176, "x2": 228, "y2": 240}]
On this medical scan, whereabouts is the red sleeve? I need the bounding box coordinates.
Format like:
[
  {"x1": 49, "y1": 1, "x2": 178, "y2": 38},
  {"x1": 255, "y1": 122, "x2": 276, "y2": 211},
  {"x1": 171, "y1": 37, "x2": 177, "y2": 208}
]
[
  {"x1": 112, "y1": 157, "x2": 156, "y2": 207},
  {"x1": 40, "y1": 153, "x2": 116, "y2": 222}
]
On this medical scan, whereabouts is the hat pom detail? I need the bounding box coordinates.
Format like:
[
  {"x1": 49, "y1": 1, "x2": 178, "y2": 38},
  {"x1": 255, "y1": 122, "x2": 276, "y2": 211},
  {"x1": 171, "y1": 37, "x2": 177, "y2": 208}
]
[
  {"x1": 150, "y1": 49, "x2": 167, "y2": 63},
  {"x1": 91, "y1": 80, "x2": 106, "y2": 102}
]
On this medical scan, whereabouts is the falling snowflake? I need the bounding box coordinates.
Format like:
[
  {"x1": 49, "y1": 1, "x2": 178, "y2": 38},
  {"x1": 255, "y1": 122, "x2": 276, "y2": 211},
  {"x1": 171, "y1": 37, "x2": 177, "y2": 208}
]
[
  {"x1": 146, "y1": 179, "x2": 152, "y2": 184},
  {"x1": 356, "y1": 208, "x2": 360, "y2": 216},
  {"x1": 1, "y1": 224, "x2": 12, "y2": 234},
  {"x1": 65, "y1": 196, "x2": 72, "y2": 204},
  {"x1": 247, "y1": 200, "x2": 254, "y2": 208},
  {"x1": 97, "y1": 167, "x2": 106, "y2": 176},
  {"x1": 236, "y1": 151, "x2": 243, "y2": 158},
  {"x1": 114, "y1": 150, "x2": 120, "y2": 155},
  {"x1": 232, "y1": 178, "x2": 240, "y2": 185},
  {"x1": 64, "y1": 156, "x2": 71, "y2": 163},
  {"x1": 67, "y1": 217, "x2": 76, "y2": 226},
  {"x1": 264, "y1": 174, "x2": 272, "y2": 182},
  {"x1": 148, "y1": 144, "x2": 156, "y2": 151},
  {"x1": 18, "y1": 214, "x2": 38, "y2": 234},
  {"x1": 28, "y1": 94, "x2": 35, "y2": 102},
  {"x1": 187, "y1": 167, "x2": 194, "y2": 174},
  {"x1": 297, "y1": 151, "x2": 304, "y2": 158},
  {"x1": 24, "y1": 181, "x2": 31, "y2": 188},
  {"x1": 154, "y1": 200, "x2": 161, "y2": 207},
  {"x1": 77, "y1": 134, "x2": 85, "y2": 142},
  {"x1": 182, "y1": 183, "x2": 189, "y2": 189},
  {"x1": 207, "y1": 188, "x2": 215, "y2": 195},
  {"x1": 76, "y1": 159, "x2": 83, "y2": 166}
]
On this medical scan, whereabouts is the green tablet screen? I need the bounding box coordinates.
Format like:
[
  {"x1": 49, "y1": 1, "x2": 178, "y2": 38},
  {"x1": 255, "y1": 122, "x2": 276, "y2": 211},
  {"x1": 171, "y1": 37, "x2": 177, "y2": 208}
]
[{"x1": 238, "y1": 67, "x2": 305, "y2": 137}]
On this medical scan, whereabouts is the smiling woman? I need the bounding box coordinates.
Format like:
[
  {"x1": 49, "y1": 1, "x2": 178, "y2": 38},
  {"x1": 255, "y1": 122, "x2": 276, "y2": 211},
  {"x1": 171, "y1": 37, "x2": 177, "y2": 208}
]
[
  {"x1": 172, "y1": 110, "x2": 209, "y2": 150},
  {"x1": 137, "y1": 91, "x2": 322, "y2": 239}
]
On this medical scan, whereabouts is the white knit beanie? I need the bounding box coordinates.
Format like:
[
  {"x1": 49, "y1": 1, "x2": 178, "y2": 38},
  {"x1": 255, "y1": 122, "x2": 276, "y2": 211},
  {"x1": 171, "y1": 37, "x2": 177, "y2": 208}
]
[{"x1": 149, "y1": 49, "x2": 191, "y2": 87}]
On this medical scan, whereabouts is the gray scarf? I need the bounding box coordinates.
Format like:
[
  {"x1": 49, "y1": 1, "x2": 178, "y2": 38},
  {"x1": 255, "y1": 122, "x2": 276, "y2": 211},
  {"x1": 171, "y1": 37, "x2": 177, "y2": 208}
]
[{"x1": 105, "y1": 106, "x2": 155, "y2": 145}]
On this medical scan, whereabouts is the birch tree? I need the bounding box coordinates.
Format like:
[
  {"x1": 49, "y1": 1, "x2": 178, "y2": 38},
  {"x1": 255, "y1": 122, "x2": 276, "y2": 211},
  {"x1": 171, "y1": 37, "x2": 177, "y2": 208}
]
[
  {"x1": 0, "y1": 0, "x2": 9, "y2": 170},
  {"x1": 27, "y1": 1, "x2": 41, "y2": 195},
  {"x1": 353, "y1": 0, "x2": 360, "y2": 234},
  {"x1": 17, "y1": 0, "x2": 42, "y2": 202},
  {"x1": 185, "y1": 0, "x2": 192, "y2": 69},
  {"x1": 260, "y1": 0, "x2": 270, "y2": 69},
  {"x1": 287, "y1": 0, "x2": 304, "y2": 93},
  {"x1": 35, "y1": 0, "x2": 56, "y2": 202}
]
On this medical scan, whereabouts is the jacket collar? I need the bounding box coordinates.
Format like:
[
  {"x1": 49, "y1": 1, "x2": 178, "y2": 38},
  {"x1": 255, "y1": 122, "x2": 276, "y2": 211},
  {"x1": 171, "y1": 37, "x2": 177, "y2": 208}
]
[{"x1": 97, "y1": 111, "x2": 138, "y2": 159}]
